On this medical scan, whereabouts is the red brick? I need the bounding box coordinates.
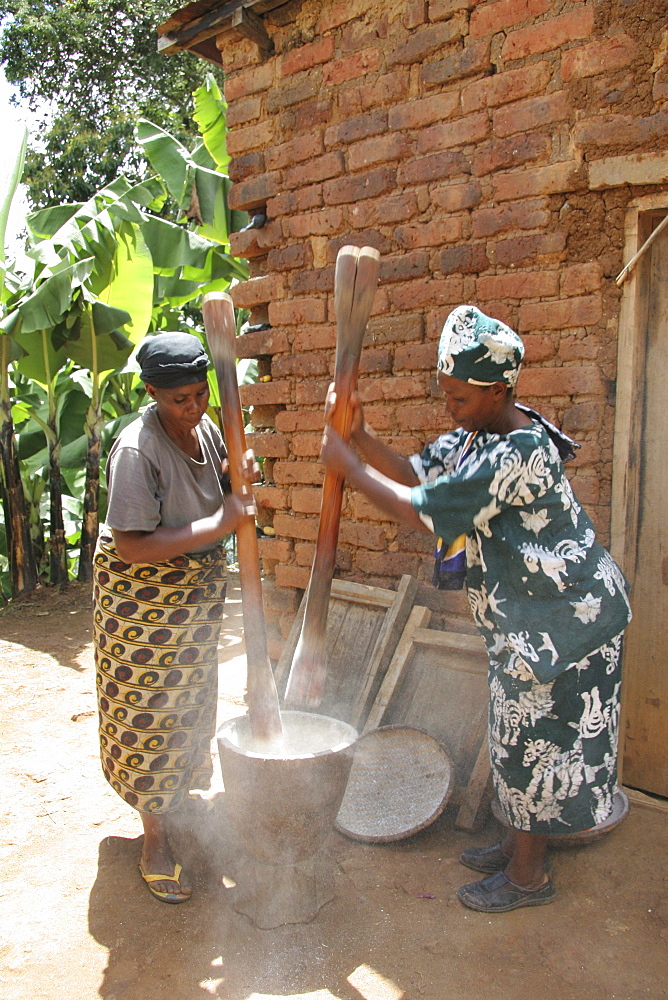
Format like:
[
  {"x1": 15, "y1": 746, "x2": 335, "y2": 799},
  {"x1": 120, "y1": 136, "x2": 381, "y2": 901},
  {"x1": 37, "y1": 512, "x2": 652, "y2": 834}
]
[
  {"x1": 224, "y1": 62, "x2": 274, "y2": 101},
  {"x1": 503, "y1": 8, "x2": 594, "y2": 61},
  {"x1": 279, "y1": 98, "x2": 332, "y2": 134},
  {"x1": 518, "y1": 365, "x2": 605, "y2": 397},
  {"x1": 340, "y1": 521, "x2": 387, "y2": 550},
  {"x1": 493, "y1": 91, "x2": 571, "y2": 138},
  {"x1": 324, "y1": 110, "x2": 387, "y2": 148},
  {"x1": 273, "y1": 513, "x2": 319, "y2": 542},
  {"x1": 354, "y1": 551, "x2": 421, "y2": 577},
  {"x1": 388, "y1": 276, "x2": 465, "y2": 311},
  {"x1": 358, "y1": 375, "x2": 425, "y2": 404},
  {"x1": 239, "y1": 379, "x2": 290, "y2": 407},
  {"x1": 418, "y1": 112, "x2": 489, "y2": 153},
  {"x1": 228, "y1": 151, "x2": 264, "y2": 183},
  {"x1": 291, "y1": 487, "x2": 323, "y2": 514},
  {"x1": 431, "y1": 180, "x2": 483, "y2": 212},
  {"x1": 398, "y1": 150, "x2": 470, "y2": 185},
  {"x1": 350, "y1": 494, "x2": 394, "y2": 522},
  {"x1": 235, "y1": 328, "x2": 290, "y2": 359},
  {"x1": 258, "y1": 537, "x2": 292, "y2": 562},
  {"x1": 285, "y1": 152, "x2": 345, "y2": 190},
  {"x1": 462, "y1": 62, "x2": 551, "y2": 114},
  {"x1": 439, "y1": 244, "x2": 490, "y2": 275},
  {"x1": 561, "y1": 400, "x2": 603, "y2": 435},
  {"x1": 487, "y1": 232, "x2": 566, "y2": 268},
  {"x1": 340, "y1": 15, "x2": 390, "y2": 51},
  {"x1": 519, "y1": 295, "x2": 603, "y2": 331},
  {"x1": 323, "y1": 48, "x2": 382, "y2": 86},
  {"x1": 323, "y1": 166, "x2": 396, "y2": 205},
  {"x1": 568, "y1": 475, "x2": 600, "y2": 507},
  {"x1": 349, "y1": 133, "x2": 411, "y2": 171},
  {"x1": 572, "y1": 113, "x2": 668, "y2": 152},
  {"x1": 271, "y1": 350, "x2": 329, "y2": 379},
  {"x1": 477, "y1": 270, "x2": 559, "y2": 302},
  {"x1": 273, "y1": 461, "x2": 323, "y2": 486},
  {"x1": 275, "y1": 410, "x2": 326, "y2": 433},
  {"x1": 402, "y1": 0, "x2": 427, "y2": 29},
  {"x1": 231, "y1": 274, "x2": 285, "y2": 309},
  {"x1": 378, "y1": 251, "x2": 431, "y2": 283},
  {"x1": 295, "y1": 380, "x2": 329, "y2": 406},
  {"x1": 522, "y1": 334, "x2": 556, "y2": 363},
  {"x1": 358, "y1": 348, "x2": 393, "y2": 374},
  {"x1": 395, "y1": 400, "x2": 451, "y2": 431},
  {"x1": 267, "y1": 243, "x2": 312, "y2": 273},
  {"x1": 266, "y1": 75, "x2": 322, "y2": 113},
  {"x1": 388, "y1": 92, "x2": 459, "y2": 132},
  {"x1": 294, "y1": 541, "x2": 317, "y2": 567},
  {"x1": 254, "y1": 485, "x2": 288, "y2": 510},
  {"x1": 286, "y1": 207, "x2": 345, "y2": 238},
  {"x1": 430, "y1": 0, "x2": 477, "y2": 18},
  {"x1": 316, "y1": 0, "x2": 369, "y2": 33},
  {"x1": 226, "y1": 94, "x2": 262, "y2": 128},
  {"x1": 394, "y1": 344, "x2": 436, "y2": 371},
  {"x1": 420, "y1": 38, "x2": 490, "y2": 88},
  {"x1": 561, "y1": 263, "x2": 602, "y2": 298},
  {"x1": 473, "y1": 133, "x2": 550, "y2": 177},
  {"x1": 367, "y1": 313, "x2": 424, "y2": 346},
  {"x1": 280, "y1": 36, "x2": 335, "y2": 76},
  {"x1": 470, "y1": 0, "x2": 550, "y2": 39},
  {"x1": 275, "y1": 563, "x2": 310, "y2": 590},
  {"x1": 492, "y1": 161, "x2": 585, "y2": 202},
  {"x1": 472, "y1": 197, "x2": 550, "y2": 239},
  {"x1": 265, "y1": 132, "x2": 324, "y2": 171},
  {"x1": 227, "y1": 120, "x2": 275, "y2": 156},
  {"x1": 654, "y1": 65, "x2": 668, "y2": 103},
  {"x1": 291, "y1": 432, "x2": 323, "y2": 457},
  {"x1": 562, "y1": 34, "x2": 639, "y2": 82},
  {"x1": 387, "y1": 17, "x2": 467, "y2": 66},
  {"x1": 228, "y1": 172, "x2": 280, "y2": 211},
  {"x1": 268, "y1": 298, "x2": 328, "y2": 327},
  {"x1": 558, "y1": 335, "x2": 598, "y2": 362},
  {"x1": 292, "y1": 324, "x2": 336, "y2": 353},
  {"x1": 229, "y1": 228, "x2": 264, "y2": 260},
  {"x1": 350, "y1": 192, "x2": 420, "y2": 228},
  {"x1": 395, "y1": 217, "x2": 463, "y2": 249},
  {"x1": 338, "y1": 70, "x2": 411, "y2": 116}
]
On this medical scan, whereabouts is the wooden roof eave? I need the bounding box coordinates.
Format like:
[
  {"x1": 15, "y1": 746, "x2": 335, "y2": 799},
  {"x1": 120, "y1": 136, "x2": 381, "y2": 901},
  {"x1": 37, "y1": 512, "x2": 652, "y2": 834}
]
[{"x1": 157, "y1": 0, "x2": 294, "y2": 60}]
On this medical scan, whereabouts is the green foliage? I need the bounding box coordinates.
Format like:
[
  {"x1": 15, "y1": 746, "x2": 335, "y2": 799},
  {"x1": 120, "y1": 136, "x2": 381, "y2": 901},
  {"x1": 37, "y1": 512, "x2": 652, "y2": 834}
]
[{"x1": 0, "y1": 1, "x2": 219, "y2": 209}]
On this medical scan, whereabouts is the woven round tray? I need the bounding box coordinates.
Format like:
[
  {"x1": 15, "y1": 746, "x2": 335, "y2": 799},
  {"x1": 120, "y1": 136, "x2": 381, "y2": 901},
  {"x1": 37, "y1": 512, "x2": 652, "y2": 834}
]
[
  {"x1": 491, "y1": 787, "x2": 630, "y2": 847},
  {"x1": 335, "y1": 725, "x2": 455, "y2": 843}
]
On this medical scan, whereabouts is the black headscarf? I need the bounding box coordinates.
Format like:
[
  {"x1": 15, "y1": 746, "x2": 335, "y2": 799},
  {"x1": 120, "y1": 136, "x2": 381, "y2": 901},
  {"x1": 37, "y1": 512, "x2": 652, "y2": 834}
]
[{"x1": 137, "y1": 332, "x2": 210, "y2": 388}]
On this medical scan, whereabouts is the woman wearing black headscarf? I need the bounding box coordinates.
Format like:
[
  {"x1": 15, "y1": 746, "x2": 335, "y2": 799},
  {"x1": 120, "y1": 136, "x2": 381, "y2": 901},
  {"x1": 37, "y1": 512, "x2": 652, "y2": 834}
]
[{"x1": 93, "y1": 331, "x2": 256, "y2": 903}]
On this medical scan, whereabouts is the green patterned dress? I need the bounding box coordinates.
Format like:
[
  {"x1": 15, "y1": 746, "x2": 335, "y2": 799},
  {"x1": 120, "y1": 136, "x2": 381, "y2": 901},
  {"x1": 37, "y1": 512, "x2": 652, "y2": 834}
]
[{"x1": 410, "y1": 410, "x2": 632, "y2": 835}]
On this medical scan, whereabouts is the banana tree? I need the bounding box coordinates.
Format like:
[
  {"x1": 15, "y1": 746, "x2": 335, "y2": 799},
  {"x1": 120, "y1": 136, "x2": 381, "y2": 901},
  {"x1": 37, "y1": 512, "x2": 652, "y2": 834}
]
[{"x1": 0, "y1": 123, "x2": 38, "y2": 595}]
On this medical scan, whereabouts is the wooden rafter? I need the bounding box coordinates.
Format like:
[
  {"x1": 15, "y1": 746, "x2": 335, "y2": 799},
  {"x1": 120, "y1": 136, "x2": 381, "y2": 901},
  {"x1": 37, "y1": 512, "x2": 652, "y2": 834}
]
[{"x1": 157, "y1": 0, "x2": 291, "y2": 57}]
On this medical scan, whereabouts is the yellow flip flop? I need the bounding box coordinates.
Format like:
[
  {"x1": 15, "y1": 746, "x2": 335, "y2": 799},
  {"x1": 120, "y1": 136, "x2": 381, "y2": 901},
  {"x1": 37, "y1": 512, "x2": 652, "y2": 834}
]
[{"x1": 138, "y1": 860, "x2": 191, "y2": 904}]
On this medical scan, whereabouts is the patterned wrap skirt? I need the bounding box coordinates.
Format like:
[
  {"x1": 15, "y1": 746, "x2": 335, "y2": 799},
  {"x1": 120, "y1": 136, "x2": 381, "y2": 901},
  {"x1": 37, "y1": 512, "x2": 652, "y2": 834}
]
[
  {"x1": 488, "y1": 633, "x2": 623, "y2": 835},
  {"x1": 93, "y1": 533, "x2": 227, "y2": 814}
]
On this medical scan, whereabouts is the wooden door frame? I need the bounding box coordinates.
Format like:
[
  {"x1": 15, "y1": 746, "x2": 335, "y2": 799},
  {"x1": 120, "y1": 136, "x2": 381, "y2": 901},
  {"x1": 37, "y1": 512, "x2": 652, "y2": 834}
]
[
  {"x1": 611, "y1": 192, "x2": 668, "y2": 576},
  {"x1": 611, "y1": 192, "x2": 668, "y2": 786}
]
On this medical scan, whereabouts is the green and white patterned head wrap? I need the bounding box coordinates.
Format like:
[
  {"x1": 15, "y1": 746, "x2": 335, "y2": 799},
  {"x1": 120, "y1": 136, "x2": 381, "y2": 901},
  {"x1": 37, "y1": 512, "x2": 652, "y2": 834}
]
[{"x1": 437, "y1": 305, "x2": 524, "y2": 388}]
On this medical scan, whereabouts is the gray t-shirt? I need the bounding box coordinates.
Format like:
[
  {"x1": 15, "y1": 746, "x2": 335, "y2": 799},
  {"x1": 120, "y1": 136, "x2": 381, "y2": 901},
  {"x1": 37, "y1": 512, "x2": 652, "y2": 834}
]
[{"x1": 104, "y1": 405, "x2": 227, "y2": 551}]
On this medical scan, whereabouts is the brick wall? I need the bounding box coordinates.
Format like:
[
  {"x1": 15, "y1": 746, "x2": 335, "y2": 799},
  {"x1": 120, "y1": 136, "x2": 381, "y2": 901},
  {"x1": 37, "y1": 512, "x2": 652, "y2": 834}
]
[{"x1": 210, "y1": 0, "x2": 668, "y2": 656}]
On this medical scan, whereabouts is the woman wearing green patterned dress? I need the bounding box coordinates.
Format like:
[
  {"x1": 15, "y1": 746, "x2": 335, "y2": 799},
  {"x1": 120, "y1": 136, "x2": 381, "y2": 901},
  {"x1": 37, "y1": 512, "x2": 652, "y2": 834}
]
[
  {"x1": 94, "y1": 332, "x2": 256, "y2": 904},
  {"x1": 321, "y1": 305, "x2": 631, "y2": 913}
]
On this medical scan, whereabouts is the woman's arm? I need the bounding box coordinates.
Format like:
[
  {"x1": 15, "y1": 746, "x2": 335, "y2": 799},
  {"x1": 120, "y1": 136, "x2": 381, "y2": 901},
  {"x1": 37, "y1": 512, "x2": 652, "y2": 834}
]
[
  {"x1": 327, "y1": 385, "x2": 420, "y2": 487},
  {"x1": 321, "y1": 427, "x2": 430, "y2": 534},
  {"x1": 112, "y1": 491, "x2": 255, "y2": 564}
]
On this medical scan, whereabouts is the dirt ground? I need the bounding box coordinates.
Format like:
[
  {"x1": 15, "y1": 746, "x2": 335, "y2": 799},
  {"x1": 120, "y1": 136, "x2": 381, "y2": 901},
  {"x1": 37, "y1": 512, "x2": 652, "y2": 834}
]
[{"x1": 1, "y1": 575, "x2": 666, "y2": 1000}]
